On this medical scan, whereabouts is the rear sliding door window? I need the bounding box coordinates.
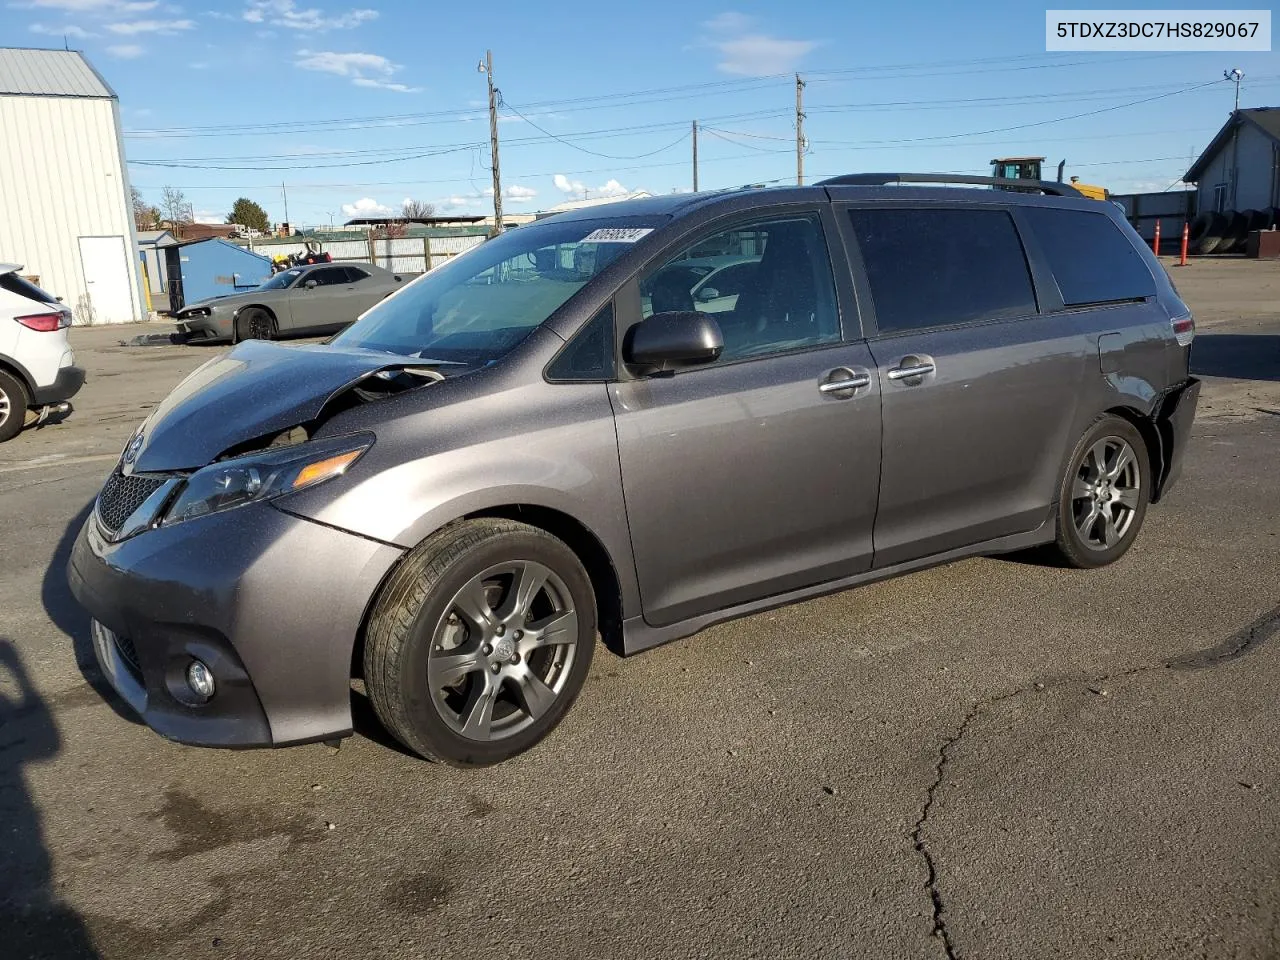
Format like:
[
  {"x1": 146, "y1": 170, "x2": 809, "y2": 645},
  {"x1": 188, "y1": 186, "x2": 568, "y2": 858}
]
[
  {"x1": 849, "y1": 208, "x2": 1037, "y2": 334},
  {"x1": 1021, "y1": 207, "x2": 1156, "y2": 306}
]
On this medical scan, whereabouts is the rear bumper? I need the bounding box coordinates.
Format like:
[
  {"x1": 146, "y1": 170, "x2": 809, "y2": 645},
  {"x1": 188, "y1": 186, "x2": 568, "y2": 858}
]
[
  {"x1": 67, "y1": 501, "x2": 403, "y2": 748},
  {"x1": 31, "y1": 364, "x2": 85, "y2": 405},
  {"x1": 1155, "y1": 376, "x2": 1200, "y2": 499}
]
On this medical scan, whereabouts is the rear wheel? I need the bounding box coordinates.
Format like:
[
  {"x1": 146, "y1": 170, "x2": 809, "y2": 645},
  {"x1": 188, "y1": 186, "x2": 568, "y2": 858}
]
[
  {"x1": 1050, "y1": 415, "x2": 1150, "y2": 568},
  {"x1": 235, "y1": 307, "x2": 275, "y2": 342},
  {"x1": 363, "y1": 519, "x2": 596, "y2": 766},
  {"x1": 0, "y1": 370, "x2": 30, "y2": 443}
]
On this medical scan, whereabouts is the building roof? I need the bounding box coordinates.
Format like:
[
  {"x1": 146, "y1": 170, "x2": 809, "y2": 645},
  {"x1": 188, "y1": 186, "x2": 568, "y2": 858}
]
[
  {"x1": 1184, "y1": 107, "x2": 1280, "y2": 182},
  {"x1": 0, "y1": 48, "x2": 115, "y2": 99},
  {"x1": 136, "y1": 230, "x2": 176, "y2": 246}
]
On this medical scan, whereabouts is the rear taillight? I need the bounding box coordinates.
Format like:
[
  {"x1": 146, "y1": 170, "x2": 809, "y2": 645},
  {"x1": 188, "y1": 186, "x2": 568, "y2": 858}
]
[
  {"x1": 15, "y1": 311, "x2": 70, "y2": 332},
  {"x1": 1171, "y1": 313, "x2": 1194, "y2": 347}
]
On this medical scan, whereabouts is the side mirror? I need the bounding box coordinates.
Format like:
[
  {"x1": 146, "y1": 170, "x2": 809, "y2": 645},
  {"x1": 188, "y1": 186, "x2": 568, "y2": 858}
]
[
  {"x1": 304, "y1": 279, "x2": 318, "y2": 290},
  {"x1": 623, "y1": 311, "x2": 723, "y2": 371},
  {"x1": 695, "y1": 286, "x2": 719, "y2": 302}
]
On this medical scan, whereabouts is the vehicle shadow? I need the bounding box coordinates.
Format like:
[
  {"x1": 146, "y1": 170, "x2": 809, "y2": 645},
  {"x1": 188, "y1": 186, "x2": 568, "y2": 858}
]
[
  {"x1": 1191, "y1": 333, "x2": 1280, "y2": 382},
  {"x1": 41, "y1": 502, "x2": 139, "y2": 726},
  {"x1": 0, "y1": 639, "x2": 102, "y2": 959}
]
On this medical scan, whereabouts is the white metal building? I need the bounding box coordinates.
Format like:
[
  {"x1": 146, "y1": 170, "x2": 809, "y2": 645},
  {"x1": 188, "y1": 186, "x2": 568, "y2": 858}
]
[{"x1": 0, "y1": 48, "x2": 142, "y2": 324}]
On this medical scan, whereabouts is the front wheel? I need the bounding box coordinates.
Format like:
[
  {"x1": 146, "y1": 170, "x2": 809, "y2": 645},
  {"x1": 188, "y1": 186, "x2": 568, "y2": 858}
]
[
  {"x1": 235, "y1": 307, "x2": 275, "y2": 342},
  {"x1": 363, "y1": 519, "x2": 597, "y2": 766},
  {"x1": 1050, "y1": 414, "x2": 1151, "y2": 569}
]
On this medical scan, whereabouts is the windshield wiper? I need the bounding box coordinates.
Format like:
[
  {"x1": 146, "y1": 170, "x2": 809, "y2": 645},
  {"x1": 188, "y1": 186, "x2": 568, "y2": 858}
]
[{"x1": 410, "y1": 353, "x2": 469, "y2": 365}]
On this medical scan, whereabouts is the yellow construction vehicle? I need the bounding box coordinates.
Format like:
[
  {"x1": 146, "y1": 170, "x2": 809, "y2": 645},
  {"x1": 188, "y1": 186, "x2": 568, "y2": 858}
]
[{"x1": 990, "y1": 157, "x2": 1109, "y2": 201}]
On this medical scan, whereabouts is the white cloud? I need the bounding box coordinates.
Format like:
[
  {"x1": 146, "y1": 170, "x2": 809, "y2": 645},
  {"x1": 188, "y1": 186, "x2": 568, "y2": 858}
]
[
  {"x1": 106, "y1": 43, "x2": 144, "y2": 57},
  {"x1": 702, "y1": 10, "x2": 818, "y2": 76},
  {"x1": 295, "y1": 49, "x2": 418, "y2": 93},
  {"x1": 29, "y1": 22, "x2": 93, "y2": 36},
  {"x1": 341, "y1": 197, "x2": 392, "y2": 217},
  {"x1": 244, "y1": 0, "x2": 376, "y2": 31},
  {"x1": 294, "y1": 49, "x2": 392, "y2": 76},
  {"x1": 480, "y1": 184, "x2": 538, "y2": 202},
  {"x1": 553, "y1": 175, "x2": 631, "y2": 199},
  {"x1": 352, "y1": 77, "x2": 420, "y2": 93},
  {"x1": 106, "y1": 17, "x2": 193, "y2": 33}
]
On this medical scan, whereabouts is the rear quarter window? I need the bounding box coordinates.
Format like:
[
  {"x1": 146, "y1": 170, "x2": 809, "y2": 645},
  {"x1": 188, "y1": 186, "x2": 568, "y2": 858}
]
[
  {"x1": 0, "y1": 273, "x2": 57, "y2": 305},
  {"x1": 1022, "y1": 207, "x2": 1156, "y2": 306}
]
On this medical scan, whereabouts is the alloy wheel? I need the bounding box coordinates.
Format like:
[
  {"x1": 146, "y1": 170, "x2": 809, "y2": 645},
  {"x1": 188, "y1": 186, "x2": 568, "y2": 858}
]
[
  {"x1": 0, "y1": 388, "x2": 9, "y2": 428},
  {"x1": 427, "y1": 560, "x2": 579, "y2": 741},
  {"x1": 1071, "y1": 436, "x2": 1141, "y2": 550}
]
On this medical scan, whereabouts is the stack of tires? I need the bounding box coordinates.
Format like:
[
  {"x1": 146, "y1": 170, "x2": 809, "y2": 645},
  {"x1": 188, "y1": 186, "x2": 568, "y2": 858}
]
[{"x1": 1187, "y1": 208, "x2": 1280, "y2": 254}]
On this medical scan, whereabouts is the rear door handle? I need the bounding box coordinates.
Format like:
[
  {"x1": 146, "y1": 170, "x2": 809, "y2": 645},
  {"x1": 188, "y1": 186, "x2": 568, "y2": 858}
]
[
  {"x1": 818, "y1": 367, "x2": 871, "y2": 396},
  {"x1": 886, "y1": 356, "x2": 936, "y2": 381}
]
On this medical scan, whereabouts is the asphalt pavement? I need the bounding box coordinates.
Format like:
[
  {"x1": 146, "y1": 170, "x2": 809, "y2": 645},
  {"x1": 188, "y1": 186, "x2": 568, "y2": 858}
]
[{"x1": 1, "y1": 257, "x2": 1277, "y2": 960}]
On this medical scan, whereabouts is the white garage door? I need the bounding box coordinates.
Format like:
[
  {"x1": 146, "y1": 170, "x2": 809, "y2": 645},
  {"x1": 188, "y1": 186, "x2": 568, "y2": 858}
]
[{"x1": 78, "y1": 235, "x2": 135, "y2": 324}]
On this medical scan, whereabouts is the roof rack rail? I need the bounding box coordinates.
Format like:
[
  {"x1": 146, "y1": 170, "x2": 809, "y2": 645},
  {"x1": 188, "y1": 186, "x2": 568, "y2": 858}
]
[{"x1": 816, "y1": 173, "x2": 1083, "y2": 197}]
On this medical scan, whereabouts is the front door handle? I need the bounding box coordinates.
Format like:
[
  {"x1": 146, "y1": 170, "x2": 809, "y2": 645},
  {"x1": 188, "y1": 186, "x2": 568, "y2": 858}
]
[
  {"x1": 886, "y1": 356, "x2": 936, "y2": 381},
  {"x1": 818, "y1": 367, "x2": 871, "y2": 396}
]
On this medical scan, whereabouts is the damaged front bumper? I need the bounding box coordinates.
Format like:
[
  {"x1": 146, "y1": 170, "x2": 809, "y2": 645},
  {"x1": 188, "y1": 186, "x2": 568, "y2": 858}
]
[{"x1": 67, "y1": 500, "x2": 404, "y2": 748}]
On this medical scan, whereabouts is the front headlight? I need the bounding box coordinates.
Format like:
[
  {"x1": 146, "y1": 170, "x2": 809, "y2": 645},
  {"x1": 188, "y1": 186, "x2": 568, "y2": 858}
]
[
  {"x1": 161, "y1": 433, "x2": 373, "y2": 525},
  {"x1": 182, "y1": 307, "x2": 212, "y2": 318}
]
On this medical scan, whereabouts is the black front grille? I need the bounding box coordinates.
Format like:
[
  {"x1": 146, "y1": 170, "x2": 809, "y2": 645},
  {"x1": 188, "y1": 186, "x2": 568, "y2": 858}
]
[
  {"x1": 114, "y1": 633, "x2": 143, "y2": 680},
  {"x1": 97, "y1": 471, "x2": 166, "y2": 533}
]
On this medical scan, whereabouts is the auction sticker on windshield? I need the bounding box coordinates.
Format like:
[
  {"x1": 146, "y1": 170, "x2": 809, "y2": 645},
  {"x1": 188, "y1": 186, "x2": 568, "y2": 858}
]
[{"x1": 581, "y1": 227, "x2": 654, "y2": 243}]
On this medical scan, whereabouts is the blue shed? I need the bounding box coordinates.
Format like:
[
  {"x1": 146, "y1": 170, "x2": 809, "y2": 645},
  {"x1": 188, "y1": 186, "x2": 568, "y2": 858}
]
[{"x1": 163, "y1": 238, "x2": 272, "y2": 313}]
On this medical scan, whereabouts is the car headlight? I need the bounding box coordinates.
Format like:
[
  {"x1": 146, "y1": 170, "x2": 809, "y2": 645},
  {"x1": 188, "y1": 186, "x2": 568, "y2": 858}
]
[
  {"x1": 181, "y1": 307, "x2": 212, "y2": 318},
  {"x1": 161, "y1": 433, "x2": 373, "y2": 525}
]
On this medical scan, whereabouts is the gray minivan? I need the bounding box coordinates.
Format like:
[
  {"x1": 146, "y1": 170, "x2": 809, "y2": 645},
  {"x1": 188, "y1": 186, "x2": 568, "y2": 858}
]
[{"x1": 68, "y1": 174, "x2": 1200, "y2": 766}]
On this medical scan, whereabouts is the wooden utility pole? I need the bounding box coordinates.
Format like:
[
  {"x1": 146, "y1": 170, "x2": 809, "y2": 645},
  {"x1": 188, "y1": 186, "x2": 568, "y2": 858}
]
[
  {"x1": 692, "y1": 119, "x2": 699, "y2": 192},
  {"x1": 795, "y1": 73, "x2": 806, "y2": 186},
  {"x1": 484, "y1": 49, "x2": 503, "y2": 235}
]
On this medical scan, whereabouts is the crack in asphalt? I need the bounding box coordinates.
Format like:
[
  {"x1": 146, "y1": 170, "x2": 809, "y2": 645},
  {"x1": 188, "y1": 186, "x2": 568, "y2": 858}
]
[{"x1": 913, "y1": 601, "x2": 1280, "y2": 960}]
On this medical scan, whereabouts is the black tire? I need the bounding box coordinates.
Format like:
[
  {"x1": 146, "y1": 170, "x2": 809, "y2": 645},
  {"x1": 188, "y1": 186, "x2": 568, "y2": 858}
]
[
  {"x1": 1221, "y1": 211, "x2": 1250, "y2": 253},
  {"x1": 363, "y1": 518, "x2": 597, "y2": 766},
  {"x1": 1188, "y1": 211, "x2": 1226, "y2": 254},
  {"x1": 0, "y1": 369, "x2": 31, "y2": 443},
  {"x1": 1050, "y1": 415, "x2": 1151, "y2": 569},
  {"x1": 235, "y1": 307, "x2": 276, "y2": 342}
]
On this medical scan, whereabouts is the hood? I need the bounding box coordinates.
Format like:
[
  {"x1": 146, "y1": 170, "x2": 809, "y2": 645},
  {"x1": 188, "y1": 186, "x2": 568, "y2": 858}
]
[
  {"x1": 128, "y1": 340, "x2": 442, "y2": 473},
  {"x1": 180, "y1": 290, "x2": 262, "y2": 312}
]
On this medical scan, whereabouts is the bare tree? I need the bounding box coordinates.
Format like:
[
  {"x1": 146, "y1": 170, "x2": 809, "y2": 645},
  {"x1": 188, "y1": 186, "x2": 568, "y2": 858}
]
[
  {"x1": 160, "y1": 185, "x2": 193, "y2": 227},
  {"x1": 401, "y1": 199, "x2": 436, "y2": 220},
  {"x1": 131, "y1": 186, "x2": 153, "y2": 230}
]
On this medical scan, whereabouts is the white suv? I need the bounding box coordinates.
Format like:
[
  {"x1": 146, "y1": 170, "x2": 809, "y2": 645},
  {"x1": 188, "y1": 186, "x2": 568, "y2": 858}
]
[{"x1": 0, "y1": 263, "x2": 84, "y2": 442}]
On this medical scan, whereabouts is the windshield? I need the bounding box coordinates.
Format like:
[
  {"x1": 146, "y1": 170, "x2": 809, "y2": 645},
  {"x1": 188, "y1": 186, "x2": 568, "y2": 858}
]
[
  {"x1": 258, "y1": 269, "x2": 302, "y2": 290},
  {"x1": 330, "y1": 218, "x2": 656, "y2": 364}
]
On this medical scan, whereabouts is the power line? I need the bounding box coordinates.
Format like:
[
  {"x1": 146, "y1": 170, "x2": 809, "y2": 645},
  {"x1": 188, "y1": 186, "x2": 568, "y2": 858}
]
[{"x1": 122, "y1": 52, "x2": 1184, "y2": 140}]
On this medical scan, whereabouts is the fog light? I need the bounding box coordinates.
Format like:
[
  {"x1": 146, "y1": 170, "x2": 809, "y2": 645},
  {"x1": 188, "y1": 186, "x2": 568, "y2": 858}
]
[{"x1": 186, "y1": 660, "x2": 215, "y2": 700}]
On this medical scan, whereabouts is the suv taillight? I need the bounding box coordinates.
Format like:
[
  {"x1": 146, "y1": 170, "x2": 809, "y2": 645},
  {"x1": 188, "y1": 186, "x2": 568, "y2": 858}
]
[
  {"x1": 15, "y1": 311, "x2": 70, "y2": 332},
  {"x1": 1171, "y1": 313, "x2": 1194, "y2": 347}
]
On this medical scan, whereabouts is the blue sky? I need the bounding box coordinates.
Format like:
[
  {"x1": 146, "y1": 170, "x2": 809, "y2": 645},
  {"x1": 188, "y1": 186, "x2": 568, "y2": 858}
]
[{"x1": 8, "y1": 0, "x2": 1278, "y2": 226}]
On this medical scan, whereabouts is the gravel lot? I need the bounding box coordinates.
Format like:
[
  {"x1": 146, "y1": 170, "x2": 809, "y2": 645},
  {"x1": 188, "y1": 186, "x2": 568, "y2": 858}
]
[{"x1": 1, "y1": 256, "x2": 1277, "y2": 960}]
